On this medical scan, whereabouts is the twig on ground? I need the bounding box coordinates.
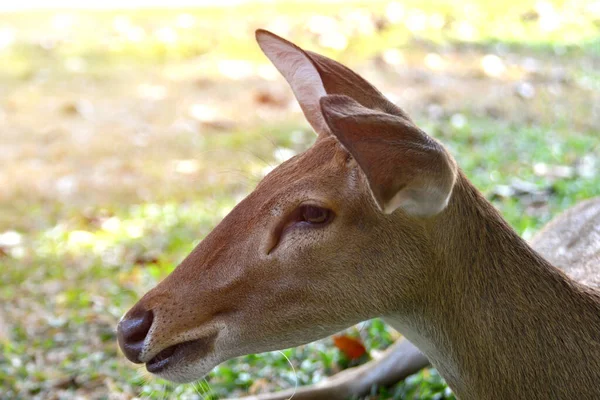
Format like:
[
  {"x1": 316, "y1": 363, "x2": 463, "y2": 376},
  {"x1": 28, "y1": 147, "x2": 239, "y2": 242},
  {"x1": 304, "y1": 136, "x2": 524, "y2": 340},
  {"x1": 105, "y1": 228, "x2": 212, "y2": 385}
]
[{"x1": 229, "y1": 338, "x2": 430, "y2": 400}]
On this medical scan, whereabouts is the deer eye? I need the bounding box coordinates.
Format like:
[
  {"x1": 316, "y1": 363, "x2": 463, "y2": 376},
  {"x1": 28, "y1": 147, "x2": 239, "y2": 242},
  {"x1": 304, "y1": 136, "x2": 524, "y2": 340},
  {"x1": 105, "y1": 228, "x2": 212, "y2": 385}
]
[
  {"x1": 268, "y1": 204, "x2": 335, "y2": 254},
  {"x1": 299, "y1": 205, "x2": 333, "y2": 225}
]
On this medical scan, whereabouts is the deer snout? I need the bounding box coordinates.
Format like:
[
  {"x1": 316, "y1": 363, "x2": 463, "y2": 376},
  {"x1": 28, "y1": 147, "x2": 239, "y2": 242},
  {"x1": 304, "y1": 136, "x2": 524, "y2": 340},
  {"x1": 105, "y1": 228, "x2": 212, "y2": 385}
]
[{"x1": 117, "y1": 306, "x2": 154, "y2": 363}]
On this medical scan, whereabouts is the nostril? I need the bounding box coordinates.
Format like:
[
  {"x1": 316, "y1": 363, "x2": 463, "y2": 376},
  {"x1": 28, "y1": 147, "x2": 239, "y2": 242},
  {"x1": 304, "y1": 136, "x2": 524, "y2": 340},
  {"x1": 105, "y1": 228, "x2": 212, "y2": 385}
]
[
  {"x1": 117, "y1": 308, "x2": 154, "y2": 363},
  {"x1": 123, "y1": 309, "x2": 154, "y2": 342}
]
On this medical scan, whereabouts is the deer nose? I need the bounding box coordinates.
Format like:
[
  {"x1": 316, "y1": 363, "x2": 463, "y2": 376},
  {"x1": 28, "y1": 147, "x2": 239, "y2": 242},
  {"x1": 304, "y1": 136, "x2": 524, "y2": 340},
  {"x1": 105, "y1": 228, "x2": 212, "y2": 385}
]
[{"x1": 117, "y1": 308, "x2": 154, "y2": 363}]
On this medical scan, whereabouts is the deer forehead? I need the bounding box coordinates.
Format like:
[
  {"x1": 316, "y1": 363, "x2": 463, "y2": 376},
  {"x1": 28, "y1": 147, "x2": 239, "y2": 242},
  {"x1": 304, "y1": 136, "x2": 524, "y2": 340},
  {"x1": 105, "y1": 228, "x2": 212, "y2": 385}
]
[{"x1": 256, "y1": 136, "x2": 359, "y2": 209}]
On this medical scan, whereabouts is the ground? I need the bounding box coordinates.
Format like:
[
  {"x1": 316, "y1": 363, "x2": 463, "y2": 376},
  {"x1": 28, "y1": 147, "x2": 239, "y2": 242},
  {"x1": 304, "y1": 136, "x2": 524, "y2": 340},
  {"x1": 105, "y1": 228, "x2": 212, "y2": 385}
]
[{"x1": 1, "y1": 1, "x2": 599, "y2": 399}]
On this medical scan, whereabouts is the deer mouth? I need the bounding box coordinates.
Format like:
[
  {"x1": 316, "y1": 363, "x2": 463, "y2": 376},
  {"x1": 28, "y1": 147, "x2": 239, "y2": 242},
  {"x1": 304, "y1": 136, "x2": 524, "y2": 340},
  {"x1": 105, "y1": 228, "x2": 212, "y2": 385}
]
[{"x1": 146, "y1": 336, "x2": 215, "y2": 374}]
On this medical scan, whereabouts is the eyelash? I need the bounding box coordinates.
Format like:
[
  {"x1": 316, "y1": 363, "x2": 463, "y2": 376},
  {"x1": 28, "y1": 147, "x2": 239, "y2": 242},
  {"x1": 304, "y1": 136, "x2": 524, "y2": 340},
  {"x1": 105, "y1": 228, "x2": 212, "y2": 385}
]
[{"x1": 296, "y1": 205, "x2": 334, "y2": 226}]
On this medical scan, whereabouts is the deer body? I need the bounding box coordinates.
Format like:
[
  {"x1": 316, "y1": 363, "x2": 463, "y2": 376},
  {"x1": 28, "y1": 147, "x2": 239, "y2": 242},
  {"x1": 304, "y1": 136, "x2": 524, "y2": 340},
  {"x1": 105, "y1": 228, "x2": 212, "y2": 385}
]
[{"x1": 117, "y1": 31, "x2": 600, "y2": 399}]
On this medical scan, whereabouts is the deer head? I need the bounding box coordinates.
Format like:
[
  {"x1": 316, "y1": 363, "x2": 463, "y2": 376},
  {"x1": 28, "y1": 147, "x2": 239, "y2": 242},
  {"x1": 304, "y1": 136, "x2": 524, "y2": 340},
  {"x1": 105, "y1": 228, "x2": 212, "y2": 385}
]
[{"x1": 117, "y1": 30, "x2": 457, "y2": 383}]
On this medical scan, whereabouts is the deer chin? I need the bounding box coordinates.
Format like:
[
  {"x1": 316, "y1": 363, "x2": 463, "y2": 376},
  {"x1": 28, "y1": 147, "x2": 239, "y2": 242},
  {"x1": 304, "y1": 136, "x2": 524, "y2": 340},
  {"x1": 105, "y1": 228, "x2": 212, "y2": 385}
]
[{"x1": 144, "y1": 332, "x2": 221, "y2": 383}]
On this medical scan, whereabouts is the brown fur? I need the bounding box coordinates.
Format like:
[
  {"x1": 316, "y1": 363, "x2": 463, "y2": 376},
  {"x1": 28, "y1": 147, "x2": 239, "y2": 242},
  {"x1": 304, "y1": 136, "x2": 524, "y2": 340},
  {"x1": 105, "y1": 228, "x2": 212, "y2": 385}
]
[
  {"x1": 118, "y1": 31, "x2": 600, "y2": 398},
  {"x1": 402, "y1": 175, "x2": 600, "y2": 398}
]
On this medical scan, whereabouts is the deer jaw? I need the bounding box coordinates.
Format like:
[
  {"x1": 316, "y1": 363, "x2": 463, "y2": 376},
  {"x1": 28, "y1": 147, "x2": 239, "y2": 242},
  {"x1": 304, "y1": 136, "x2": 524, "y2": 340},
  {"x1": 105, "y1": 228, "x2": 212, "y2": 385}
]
[{"x1": 118, "y1": 135, "x2": 446, "y2": 383}]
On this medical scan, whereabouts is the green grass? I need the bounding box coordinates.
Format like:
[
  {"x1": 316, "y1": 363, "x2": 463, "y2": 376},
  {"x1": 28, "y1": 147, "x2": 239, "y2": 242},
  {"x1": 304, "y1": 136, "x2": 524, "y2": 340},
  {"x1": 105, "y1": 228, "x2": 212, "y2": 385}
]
[{"x1": 1, "y1": 1, "x2": 600, "y2": 399}]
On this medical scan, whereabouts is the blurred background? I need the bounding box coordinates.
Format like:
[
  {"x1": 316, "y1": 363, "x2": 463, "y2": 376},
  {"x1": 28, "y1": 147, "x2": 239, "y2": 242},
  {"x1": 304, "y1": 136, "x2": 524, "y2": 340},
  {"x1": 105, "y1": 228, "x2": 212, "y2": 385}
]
[{"x1": 1, "y1": 0, "x2": 599, "y2": 399}]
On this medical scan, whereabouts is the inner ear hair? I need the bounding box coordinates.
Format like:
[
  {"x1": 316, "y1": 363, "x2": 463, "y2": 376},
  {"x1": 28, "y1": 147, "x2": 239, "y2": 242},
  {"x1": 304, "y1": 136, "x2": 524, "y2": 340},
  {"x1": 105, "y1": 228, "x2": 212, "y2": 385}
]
[{"x1": 320, "y1": 95, "x2": 457, "y2": 217}]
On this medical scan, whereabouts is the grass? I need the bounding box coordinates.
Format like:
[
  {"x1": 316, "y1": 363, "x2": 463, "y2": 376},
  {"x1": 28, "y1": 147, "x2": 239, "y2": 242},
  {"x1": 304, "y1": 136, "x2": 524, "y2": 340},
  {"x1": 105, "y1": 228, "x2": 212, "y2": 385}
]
[
  {"x1": 1, "y1": 0, "x2": 599, "y2": 79},
  {"x1": 1, "y1": 0, "x2": 599, "y2": 399}
]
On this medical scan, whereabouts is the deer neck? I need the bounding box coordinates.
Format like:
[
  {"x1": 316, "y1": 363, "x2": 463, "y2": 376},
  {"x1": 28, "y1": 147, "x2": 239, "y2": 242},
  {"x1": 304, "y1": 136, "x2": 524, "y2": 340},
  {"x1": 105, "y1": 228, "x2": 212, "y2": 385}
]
[{"x1": 385, "y1": 171, "x2": 600, "y2": 399}]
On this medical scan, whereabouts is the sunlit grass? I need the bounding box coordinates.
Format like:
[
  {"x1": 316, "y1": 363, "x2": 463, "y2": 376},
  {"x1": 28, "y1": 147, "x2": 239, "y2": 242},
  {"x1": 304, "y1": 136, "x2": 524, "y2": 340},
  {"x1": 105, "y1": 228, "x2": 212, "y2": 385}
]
[{"x1": 1, "y1": 0, "x2": 598, "y2": 78}]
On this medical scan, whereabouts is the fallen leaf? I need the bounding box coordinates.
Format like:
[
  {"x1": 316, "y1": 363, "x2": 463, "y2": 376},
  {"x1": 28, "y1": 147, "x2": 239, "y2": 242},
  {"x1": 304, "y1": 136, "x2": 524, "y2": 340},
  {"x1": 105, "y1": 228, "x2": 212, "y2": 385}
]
[
  {"x1": 253, "y1": 89, "x2": 288, "y2": 108},
  {"x1": 533, "y1": 162, "x2": 574, "y2": 179},
  {"x1": 52, "y1": 376, "x2": 79, "y2": 389},
  {"x1": 515, "y1": 81, "x2": 536, "y2": 99},
  {"x1": 60, "y1": 100, "x2": 93, "y2": 118},
  {"x1": 333, "y1": 335, "x2": 367, "y2": 359},
  {"x1": 249, "y1": 378, "x2": 270, "y2": 394}
]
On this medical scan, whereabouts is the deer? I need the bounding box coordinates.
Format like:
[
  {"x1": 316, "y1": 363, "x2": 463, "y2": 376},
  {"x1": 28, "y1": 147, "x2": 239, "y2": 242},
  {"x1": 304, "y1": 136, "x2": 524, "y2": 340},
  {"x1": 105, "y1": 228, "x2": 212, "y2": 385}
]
[{"x1": 117, "y1": 30, "x2": 600, "y2": 400}]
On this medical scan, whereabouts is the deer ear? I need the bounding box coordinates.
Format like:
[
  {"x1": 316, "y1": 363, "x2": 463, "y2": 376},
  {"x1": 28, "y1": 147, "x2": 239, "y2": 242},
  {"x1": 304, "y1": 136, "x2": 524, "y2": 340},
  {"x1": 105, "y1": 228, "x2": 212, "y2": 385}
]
[
  {"x1": 320, "y1": 95, "x2": 457, "y2": 217},
  {"x1": 256, "y1": 29, "x2": 408, "y2": 136},
  {"x1": 256, "y1": 29, "x2": 329, "y2": 135}
]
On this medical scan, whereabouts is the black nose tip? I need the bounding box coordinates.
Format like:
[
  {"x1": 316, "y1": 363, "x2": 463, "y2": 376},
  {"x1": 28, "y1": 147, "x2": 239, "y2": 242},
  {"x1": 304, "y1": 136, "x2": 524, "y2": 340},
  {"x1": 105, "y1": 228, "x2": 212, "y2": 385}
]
[{"x1": 117, "y1": 308, "x2": 154, "y2": 363}]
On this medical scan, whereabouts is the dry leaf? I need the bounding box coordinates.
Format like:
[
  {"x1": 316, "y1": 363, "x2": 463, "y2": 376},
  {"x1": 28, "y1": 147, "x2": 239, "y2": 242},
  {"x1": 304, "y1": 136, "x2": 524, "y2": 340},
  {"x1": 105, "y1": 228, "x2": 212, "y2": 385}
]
[
  {"x1": 253, "y1": 89, "x2": 287, "y2": 108},
  {"x1": 333, "y1": 335, "x2": 367, "y2": 359},
  {"x1": 249, "y1": 378, "x2": 270, "y2": 394}
]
